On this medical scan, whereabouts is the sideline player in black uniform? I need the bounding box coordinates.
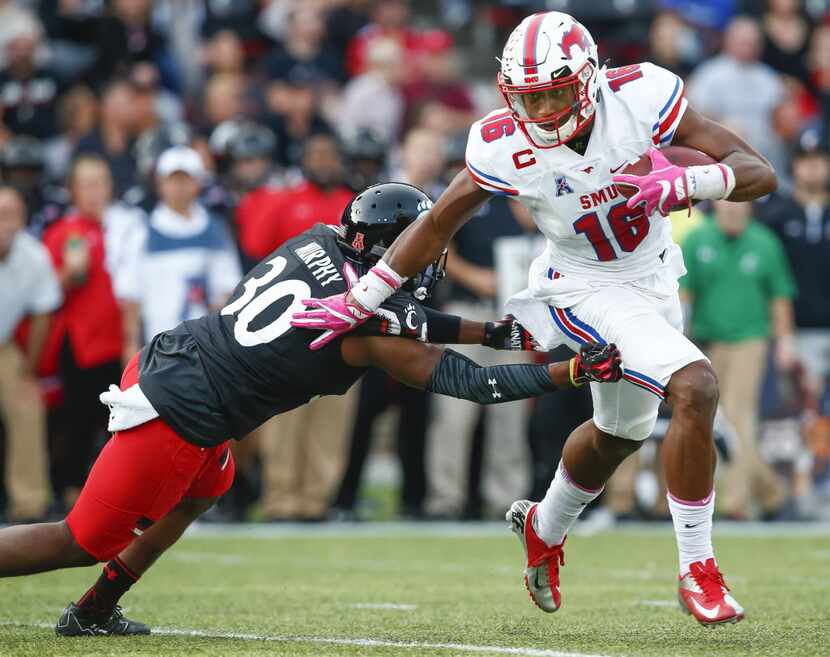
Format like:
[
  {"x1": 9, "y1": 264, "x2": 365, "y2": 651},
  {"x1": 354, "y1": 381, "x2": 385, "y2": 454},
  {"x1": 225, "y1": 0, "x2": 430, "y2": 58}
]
[{"x1": 0, "y1": 183, "x2": 622, "y2": 636}]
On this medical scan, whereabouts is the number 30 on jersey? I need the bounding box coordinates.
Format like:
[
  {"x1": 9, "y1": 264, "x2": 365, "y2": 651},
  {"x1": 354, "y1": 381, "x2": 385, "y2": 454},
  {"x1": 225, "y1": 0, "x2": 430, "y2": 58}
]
[{"x1": 221, "y1": 256, "x2": 310, "y2": 347}]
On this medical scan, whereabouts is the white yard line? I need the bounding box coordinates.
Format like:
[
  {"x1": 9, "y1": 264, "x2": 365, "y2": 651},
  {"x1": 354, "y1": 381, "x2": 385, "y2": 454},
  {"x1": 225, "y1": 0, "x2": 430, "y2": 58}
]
[
  {"x1": 0, "y1": 620, "x2": 611, "y2": 657},
  {"x1": 348, "y1": 603, "x2": 417, "y2": 611}
]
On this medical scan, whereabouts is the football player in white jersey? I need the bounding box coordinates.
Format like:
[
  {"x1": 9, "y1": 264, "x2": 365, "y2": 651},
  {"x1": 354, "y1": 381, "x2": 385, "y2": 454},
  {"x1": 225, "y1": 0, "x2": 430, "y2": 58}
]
[{"x1": 292, "y1": 12, "x2": 777, "y2": 626}]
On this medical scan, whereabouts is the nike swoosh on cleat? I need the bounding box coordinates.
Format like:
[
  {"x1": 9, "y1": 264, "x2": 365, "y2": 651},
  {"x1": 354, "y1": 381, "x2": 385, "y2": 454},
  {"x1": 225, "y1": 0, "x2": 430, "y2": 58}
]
[
  {"x1": 609, "y1": 162, "x2": 627, "y2": 173},
  {"x1": 689, "y1": 597, "x2": 721, "y2": 620}
]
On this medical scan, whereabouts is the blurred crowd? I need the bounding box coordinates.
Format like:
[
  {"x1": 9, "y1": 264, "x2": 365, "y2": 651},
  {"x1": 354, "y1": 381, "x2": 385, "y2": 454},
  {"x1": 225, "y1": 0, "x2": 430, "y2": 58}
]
[{"x1": 0, "y1": 0, "x2": 829, "y2": 526}]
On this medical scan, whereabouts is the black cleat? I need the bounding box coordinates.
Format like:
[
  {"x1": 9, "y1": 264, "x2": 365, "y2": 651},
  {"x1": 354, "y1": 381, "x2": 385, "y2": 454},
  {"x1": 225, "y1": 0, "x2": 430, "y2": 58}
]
[{"x1": 55, "y1": 603, "x2": 151, "y2": 636}]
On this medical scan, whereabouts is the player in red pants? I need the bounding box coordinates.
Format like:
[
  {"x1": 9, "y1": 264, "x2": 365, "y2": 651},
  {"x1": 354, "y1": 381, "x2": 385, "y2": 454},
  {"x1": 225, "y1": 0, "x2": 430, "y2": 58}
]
[
  {"x1": 0, "y1": 183, "x2": 622, "y2": 636},
  {"x1": 58, "y1": 353, "x2": 234, "y2": 635}
]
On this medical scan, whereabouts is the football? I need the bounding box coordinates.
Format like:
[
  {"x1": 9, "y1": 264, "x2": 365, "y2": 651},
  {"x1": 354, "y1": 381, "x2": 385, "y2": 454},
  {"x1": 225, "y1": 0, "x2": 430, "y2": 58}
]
[{"x1": 615, "y1": 145, "x2": 717, "y2": 202}]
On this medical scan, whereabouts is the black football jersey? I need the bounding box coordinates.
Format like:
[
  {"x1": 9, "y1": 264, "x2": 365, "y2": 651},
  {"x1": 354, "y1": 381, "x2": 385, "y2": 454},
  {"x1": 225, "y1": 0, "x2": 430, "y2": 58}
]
[{"x1": 138, "y1": 224, "x2": 425, "y2": 447}]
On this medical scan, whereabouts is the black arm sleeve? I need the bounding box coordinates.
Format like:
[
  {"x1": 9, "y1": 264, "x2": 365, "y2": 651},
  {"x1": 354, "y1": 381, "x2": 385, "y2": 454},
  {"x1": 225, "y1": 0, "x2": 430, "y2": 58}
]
[
  {"x1": 422, "y1": 307, "x2": 463, "y2": 344},
  {"x1": 426, "y1": 349, "x2": 557, "y2": 405}
]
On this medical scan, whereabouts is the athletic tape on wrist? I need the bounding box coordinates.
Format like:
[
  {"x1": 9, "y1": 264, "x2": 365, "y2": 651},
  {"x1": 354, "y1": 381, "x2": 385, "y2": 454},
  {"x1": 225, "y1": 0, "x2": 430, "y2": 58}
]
[
  {"x1": 373, "y1": 260, "x2": 405, "y2": 289},
  {"x1": 686, "y1": 163, "x2": 736, "y2": 201},
  {"x1": 351, "y1": 261, "x2": 405, "y2": 312}
]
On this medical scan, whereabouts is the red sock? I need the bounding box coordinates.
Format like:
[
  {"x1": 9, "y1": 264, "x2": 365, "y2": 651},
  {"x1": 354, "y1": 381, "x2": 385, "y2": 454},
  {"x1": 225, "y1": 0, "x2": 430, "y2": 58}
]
[{"x1": 76, "y1": 557, "x2": 139, "y2": 617}]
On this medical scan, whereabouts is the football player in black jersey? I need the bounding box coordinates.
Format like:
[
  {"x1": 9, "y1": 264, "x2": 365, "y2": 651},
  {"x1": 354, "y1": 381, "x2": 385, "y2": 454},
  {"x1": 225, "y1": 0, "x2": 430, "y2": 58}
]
[{"x1": 0, "y1": 183, "x2": 622, "y2": 636}]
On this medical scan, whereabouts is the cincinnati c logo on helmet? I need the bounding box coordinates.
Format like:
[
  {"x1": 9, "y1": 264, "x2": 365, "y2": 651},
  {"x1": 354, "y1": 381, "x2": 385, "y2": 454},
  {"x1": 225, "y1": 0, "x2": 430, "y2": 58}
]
[
  {"x1": 559, "y1": 23, "x2": 591, "y2": 59},
  {"x1": 416, "y1": 199, "x2": 433, "y2": 213}
]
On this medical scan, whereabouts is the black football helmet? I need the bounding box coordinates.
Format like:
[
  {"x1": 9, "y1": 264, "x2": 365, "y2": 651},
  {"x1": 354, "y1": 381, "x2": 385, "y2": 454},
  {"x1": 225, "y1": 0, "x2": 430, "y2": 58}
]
[
  {"x1": 340, "y1": 128, "x2": 387, "y2": 163},
  {"x1": 338, "y1": 182, "x2": 446, "y2": 300},
  {"x1": 228, "y1": 122, "x2": 277, "y2": 162},
  {"x1": 340, "y1": 128, "x2": 388, "y2": 191}
]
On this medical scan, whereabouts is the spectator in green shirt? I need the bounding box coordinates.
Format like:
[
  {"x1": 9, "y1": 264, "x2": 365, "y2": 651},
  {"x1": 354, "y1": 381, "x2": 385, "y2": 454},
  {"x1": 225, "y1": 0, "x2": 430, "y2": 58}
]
[{"x1": 680, "y1": 200, "x2": 796, "y2": 519}]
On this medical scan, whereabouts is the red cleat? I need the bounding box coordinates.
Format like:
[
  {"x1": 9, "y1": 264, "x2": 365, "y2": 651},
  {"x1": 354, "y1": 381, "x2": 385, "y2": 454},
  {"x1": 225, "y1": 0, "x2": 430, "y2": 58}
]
[
  {"x1": 506, "y1": 500, "x2": 566, "y2": 613},
  {"x1": 678, "y1": 558, "x2": 745, "y2": 626}
]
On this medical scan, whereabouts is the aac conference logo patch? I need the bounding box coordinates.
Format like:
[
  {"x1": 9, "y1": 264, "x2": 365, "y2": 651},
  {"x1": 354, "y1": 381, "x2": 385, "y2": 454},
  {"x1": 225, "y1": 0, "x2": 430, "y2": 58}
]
[{"x1": 555, "y1": 176, "x2": 574, "y2": 196}]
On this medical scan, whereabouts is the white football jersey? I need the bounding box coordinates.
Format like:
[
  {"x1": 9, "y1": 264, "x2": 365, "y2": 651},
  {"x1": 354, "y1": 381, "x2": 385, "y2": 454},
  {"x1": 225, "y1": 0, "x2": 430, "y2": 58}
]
[{"x1": 465, "y1": 62, "x2": 687, "y2": 283}]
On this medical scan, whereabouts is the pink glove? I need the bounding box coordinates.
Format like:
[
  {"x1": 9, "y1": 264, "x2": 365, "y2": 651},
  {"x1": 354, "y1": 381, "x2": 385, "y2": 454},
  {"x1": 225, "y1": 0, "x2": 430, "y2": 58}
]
[
  {"x1": 613, "y1": 147, "x2": 691, "y2": 217},
  {"x1": 291, "y1": 262, "x2": 372, "y2": 350}
]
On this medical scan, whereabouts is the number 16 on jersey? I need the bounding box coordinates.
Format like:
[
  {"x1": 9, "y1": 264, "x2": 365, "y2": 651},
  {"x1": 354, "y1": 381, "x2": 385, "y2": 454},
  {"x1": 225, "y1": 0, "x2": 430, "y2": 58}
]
[{"x1": 573, "y1": 200, "x2": 650, "y2": 262}]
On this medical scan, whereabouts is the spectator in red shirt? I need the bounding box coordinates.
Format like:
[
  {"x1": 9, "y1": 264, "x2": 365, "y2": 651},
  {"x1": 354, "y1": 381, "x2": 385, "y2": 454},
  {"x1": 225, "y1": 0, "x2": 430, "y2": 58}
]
[
  {"x1": 236, "y1": 132, "x2": 353, "y2": 261},
  {"x1": 42, "y1": 154, "x2": 124, "y2": 507},
  {"x1": 235, "y1": 131, "x2": 353, "y2": 521},
  {"x1": 345, "y1": 0, "x2": 425, "y2": 79}
]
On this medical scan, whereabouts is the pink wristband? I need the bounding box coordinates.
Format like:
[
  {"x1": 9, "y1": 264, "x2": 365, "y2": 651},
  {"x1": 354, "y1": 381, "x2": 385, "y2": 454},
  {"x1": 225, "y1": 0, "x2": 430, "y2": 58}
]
[
  {"x1": 372, "y1": 260, "x2": 405, "y2": 290},
  {"x1": 351, "y1": 261, "x2": 406, "y2": 312}
]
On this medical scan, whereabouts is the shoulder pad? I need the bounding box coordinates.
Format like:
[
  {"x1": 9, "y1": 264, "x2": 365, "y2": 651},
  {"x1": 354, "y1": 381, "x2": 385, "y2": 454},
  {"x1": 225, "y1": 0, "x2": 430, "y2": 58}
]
[
  {"x1": 603, "y1": 62, "x2": 687, "y2": 146},
  {"x1": 465, "y1": 110, "x2": 523, "y2": 197}
]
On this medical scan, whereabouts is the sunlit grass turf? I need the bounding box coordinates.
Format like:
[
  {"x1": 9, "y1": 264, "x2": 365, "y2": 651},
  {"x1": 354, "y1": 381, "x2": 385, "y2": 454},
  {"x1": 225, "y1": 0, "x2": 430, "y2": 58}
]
[{"x1": 0, "y1": 526, "x2": 827, "y2": 657}]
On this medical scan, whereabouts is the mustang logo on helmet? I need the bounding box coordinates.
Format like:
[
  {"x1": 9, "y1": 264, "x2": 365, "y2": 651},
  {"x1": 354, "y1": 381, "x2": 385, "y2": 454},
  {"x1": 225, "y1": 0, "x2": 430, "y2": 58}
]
[
  {"x1": 559, "y1": 23, "x2": 591, "y2": 60},
  {"x1": 497, "y1": 12, "x2": 599, "y2": 148}
]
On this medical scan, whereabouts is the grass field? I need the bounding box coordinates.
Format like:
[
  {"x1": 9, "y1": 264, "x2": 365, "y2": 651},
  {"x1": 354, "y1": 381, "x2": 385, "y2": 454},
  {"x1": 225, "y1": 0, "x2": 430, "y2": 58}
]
[{"x1": 0, "y1": 523, "x2": 827, "y2": 657}]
